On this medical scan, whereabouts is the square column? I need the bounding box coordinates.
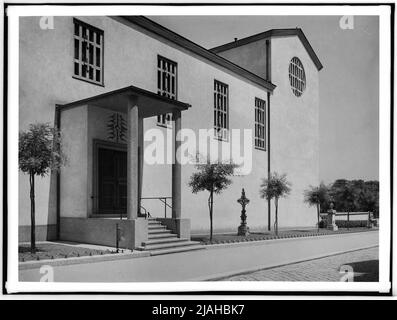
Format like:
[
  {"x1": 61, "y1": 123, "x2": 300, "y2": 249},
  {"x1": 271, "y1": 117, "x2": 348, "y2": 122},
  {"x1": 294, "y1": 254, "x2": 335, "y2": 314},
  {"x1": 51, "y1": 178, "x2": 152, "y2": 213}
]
[
  {"x1": 138, "y1": 116, "x2": 144, "y2": 211},
  {"x1": 127, "y1": 96, "x2": 139, "y2": 220},
  {"x1": 172, "y1": 109, "x2": 182, "y2": 219}
]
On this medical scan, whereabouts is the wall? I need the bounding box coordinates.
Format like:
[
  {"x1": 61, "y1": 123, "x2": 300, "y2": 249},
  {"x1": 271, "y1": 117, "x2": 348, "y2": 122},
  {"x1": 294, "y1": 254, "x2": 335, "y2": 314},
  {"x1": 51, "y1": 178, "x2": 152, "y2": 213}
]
[
  {"x1": 216, "y1": 40, "x2": 268, "y2": 79},
  {"x1": 212, "y1": 35, "x2": 321, "y2": 228},
  {"x1": 269, "y1": 36, "x2": 320, "y2": 227},
  {"x1": 60, "y1": 105, "x2": 88, "y2": 218},
  {"x1": 19, "y1": 16, "x2": 270, "y2": 237}
]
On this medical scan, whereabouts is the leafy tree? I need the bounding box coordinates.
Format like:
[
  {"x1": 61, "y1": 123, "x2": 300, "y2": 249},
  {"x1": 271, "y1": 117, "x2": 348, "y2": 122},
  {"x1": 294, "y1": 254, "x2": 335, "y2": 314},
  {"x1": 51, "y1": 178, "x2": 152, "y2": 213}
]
[
  {"x1": 188, "y1": 160, "x2": 238, "y2": 241},
  {"x1": 304, "y1": 183, "x2": 330, "y2": 232},
  {"x1": 19, "y1": 123, "x2": 66, "y2": 253},
  {"x1": 329, "y1": 179, "x2": 349, "y2": 211},
  {"x1": 326, "y1": 179, "x2": 379, "y2": 218},
  {"x1": 360, "y1": 181, "x2": 379, "y2": 217},
  {"x1": 260, "y1": 172, "x2": 291, "y2": 235}
]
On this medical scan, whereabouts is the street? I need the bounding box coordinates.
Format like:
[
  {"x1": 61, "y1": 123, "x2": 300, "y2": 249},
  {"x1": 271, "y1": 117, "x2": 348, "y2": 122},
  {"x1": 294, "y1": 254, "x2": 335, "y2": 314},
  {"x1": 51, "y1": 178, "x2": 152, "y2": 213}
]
[
  {"x1": 19, "y1": 231, "x2": 378, "y2": 282},
  {"x1": 221, "y1": 246, "x2": 378, "y2": 281}
]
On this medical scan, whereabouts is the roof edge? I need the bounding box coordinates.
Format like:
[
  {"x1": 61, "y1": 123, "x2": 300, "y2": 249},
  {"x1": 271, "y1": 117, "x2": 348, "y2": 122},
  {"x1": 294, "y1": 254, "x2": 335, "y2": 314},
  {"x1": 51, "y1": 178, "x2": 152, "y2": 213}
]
[
  {"x1": 117, "y1": 16, "x2": 276, "y2": 91},
  {"x1": 211, "y1": 28, "x2": 323, "y2": 71},
  {"x1": 59, "y1": 85, "x2": 191, "y2": 111}
]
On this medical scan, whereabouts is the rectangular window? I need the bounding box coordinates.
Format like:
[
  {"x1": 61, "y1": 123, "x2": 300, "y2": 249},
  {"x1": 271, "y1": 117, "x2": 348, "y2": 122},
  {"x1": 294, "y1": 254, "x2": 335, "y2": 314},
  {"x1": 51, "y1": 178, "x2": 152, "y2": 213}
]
[
  {"x1": 214, "y1": 80, "x2": 229, "y2": 141},
  {"x1": 157, "y1": 55, "x2": 177, "y2": 127},
  {"x1": 73, "y1": 18, "x2": 104, "y2": 85},
  {"x1": 255, "y1": 97, "x2": 266, "y2": 150}
]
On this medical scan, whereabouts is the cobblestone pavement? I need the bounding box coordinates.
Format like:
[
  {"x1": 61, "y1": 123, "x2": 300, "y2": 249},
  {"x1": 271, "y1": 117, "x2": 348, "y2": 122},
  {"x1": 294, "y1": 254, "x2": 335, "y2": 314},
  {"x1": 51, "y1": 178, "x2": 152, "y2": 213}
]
[{"x1": 222, "y1": 247, "x2": 379, "y2": 282}]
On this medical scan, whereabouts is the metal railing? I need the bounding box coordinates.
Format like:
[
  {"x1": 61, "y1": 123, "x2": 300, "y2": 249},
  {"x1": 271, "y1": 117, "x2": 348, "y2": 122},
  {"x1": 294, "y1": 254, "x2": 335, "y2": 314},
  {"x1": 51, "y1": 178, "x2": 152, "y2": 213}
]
[
  {"x1": 320, "y1": 211, "x2": 375, "y2": 229},
  {"x1": 140, "y1": 196, "x2": 172, "y2": 218},
  {"x1": 139, "y1": 205, "x2": 151, "y2": 219}
]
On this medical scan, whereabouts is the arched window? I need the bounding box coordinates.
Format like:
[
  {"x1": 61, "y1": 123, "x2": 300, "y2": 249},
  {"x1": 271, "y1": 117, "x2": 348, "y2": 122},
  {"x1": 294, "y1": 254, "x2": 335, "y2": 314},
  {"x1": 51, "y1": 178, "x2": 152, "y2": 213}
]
[{"x1": 288, "y1": 57, "x2": 306, "y2": 97}]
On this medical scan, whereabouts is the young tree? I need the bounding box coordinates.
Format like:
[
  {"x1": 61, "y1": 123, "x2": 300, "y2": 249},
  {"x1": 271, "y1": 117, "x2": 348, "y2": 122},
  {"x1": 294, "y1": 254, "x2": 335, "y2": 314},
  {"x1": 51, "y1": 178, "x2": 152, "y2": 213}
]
[
  {"x1": 260, "y1": 172, "x2": 291, "y2": 235},
  {"x1": 304, "y1": 183, "x2": 330, "y2": 232},
  {"x1": 188, "y1": 161, "x2": 238, "y2": 241},
  {"x1": 19, "y1": 123, "x2": 66, "y2": 253}
]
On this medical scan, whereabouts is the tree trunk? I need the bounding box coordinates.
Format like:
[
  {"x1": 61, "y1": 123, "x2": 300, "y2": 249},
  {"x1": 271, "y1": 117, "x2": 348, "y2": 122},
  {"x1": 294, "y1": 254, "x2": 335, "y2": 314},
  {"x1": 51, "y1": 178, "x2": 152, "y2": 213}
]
[
  {"x1": 274, "y1": 197, "x2": 278, "y2": 236},
  {"x1": 209, "y1": 189, "x2": 214, "y2": 242},
  {"x1": 317, "y1": 203, "x2": 320, "y2": 233},
  {"x1": 29, "y1": 172, "x2": 36, "y2": 253},
  {"x1": 267, "y1": 198, "x2": 271, "y2": 231},
  {"x1": 208, "y1": 189, "x2": 214, "y2": 242}
]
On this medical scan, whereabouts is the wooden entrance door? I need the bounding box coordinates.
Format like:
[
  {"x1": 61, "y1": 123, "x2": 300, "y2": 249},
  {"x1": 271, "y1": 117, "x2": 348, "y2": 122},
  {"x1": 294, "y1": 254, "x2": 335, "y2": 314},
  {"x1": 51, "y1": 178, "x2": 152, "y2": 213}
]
[{"x1": 98, "y1": 148, "x2": 127, "y2": 215}]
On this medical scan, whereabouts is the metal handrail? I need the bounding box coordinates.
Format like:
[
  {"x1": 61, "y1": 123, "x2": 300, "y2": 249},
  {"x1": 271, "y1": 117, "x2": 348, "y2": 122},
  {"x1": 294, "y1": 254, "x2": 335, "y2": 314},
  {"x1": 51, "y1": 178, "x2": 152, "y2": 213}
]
[
  {"x1": 320, "y1": 211, "x2": 374, "y2": 229},
  {"x1": 139, "y1": 205, "x2": 151, "y2": 219},
  {"x1": 140, "y1": 196, "x2": 172, "y2": 218},
  {"x1": 334, "y1": 212, "x2": 373, "y2": 216}
]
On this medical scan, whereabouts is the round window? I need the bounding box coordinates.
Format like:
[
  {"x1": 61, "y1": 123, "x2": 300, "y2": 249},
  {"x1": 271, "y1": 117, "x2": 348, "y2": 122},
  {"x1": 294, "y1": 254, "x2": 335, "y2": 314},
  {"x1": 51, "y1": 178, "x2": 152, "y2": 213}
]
[{"x1": 288, "y1": 57, "x2": 306, "y2": 97}]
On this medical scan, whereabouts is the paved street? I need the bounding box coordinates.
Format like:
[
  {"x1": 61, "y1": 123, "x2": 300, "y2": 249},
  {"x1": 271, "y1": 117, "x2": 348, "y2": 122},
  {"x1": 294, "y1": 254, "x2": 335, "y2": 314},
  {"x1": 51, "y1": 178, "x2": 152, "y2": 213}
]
[
  {"x1": 221, "y1": 246, "x2": 378, "y2": 281},
  {"x1": 19, "y1": 230, "x2": 378, "y2": 283}
]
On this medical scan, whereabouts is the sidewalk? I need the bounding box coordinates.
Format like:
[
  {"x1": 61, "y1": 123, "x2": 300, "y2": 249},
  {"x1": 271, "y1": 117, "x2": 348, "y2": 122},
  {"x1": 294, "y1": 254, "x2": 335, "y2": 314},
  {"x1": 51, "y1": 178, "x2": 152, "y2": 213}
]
[
  {"x1": 220, "y1": 246, "x2": 379, "y2": 281},
  {"x1": 19, "y1": 230, "x2": 378, "y2": 282}
]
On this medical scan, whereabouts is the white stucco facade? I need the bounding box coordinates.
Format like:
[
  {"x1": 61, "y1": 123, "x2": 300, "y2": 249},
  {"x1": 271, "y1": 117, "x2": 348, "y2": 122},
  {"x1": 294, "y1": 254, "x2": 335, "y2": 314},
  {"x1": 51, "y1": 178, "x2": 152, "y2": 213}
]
[{"x1": 18, "y1": 16, "x2": 321, "y2": 242}]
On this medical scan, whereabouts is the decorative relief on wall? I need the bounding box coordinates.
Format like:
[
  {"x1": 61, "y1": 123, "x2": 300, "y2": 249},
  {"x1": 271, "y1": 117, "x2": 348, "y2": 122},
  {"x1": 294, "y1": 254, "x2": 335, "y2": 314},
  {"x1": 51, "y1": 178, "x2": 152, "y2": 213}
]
[{"x1": 107, "y1": 113, "x2": 127, "y2": 143}]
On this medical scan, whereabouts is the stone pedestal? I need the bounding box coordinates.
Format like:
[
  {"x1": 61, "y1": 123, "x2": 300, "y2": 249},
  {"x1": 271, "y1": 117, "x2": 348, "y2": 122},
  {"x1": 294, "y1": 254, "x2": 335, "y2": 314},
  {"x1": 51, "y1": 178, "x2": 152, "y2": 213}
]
[
  {"x1": 327, "y1": 210, "x2": 338, "y2": 231},
  {"x1": 238, "y1": 224, "x2": 250, "y2": 236}
]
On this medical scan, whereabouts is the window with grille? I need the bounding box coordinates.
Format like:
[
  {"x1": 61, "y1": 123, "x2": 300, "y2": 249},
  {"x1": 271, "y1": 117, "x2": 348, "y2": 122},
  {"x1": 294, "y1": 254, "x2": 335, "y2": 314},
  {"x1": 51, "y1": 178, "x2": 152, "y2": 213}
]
[
  {"x1": 255, "y1": 97, "x2": 266, "y2": 150},
  {"x1": 288, "y1": 57, "x2": 306, "y2": 97},
  {"x1": 73, "y1": 18, "x2": 104, "y2": 85},
  {"x1": 214, "y1": 80, "x2": 229, "y2": 141},
  {"x1": 157, "y1": 55, "x2": 177, "y2": 127}
]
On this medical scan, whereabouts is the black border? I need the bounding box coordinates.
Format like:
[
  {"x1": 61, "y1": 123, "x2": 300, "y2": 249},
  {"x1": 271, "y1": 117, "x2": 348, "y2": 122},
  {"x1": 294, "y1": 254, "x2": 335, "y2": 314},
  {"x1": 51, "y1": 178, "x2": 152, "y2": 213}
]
[
  {"x1": 3, "y1": 4, "x2": 8, "y2": 296},
  {"x1": 2, "y1": 1, "x2": 394, "y2": 297}
]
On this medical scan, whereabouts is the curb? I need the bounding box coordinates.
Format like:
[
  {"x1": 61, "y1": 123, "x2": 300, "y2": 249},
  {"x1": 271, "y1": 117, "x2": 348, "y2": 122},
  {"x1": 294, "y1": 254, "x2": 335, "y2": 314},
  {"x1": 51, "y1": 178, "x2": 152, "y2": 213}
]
[
  {"x1": 199, "y1": 229, "x2": 378, "y2": 250},
  {"x1": 191, "y1": 245, "x2": 379, "y2": 281},
  {"x1": 19, "y1": 251, "x2": 151, "y2": 270}
]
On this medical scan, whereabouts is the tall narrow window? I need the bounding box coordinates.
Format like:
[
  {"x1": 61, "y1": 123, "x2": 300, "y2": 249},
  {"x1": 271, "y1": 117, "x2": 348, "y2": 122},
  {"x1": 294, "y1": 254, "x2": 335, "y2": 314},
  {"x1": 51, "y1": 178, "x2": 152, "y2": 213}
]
[
  {"x1": 73, "y1": 18, "x2": 104, "y2": 85},
  {"x1": 214, "y1": 80, "x2": 229, "y2": 141},
  {"x1": 255, "y1": 97, "x2": 266, "y2": 150},
  {"x1": 157, "y1": 55, "x2": 177, "y2": 127}
]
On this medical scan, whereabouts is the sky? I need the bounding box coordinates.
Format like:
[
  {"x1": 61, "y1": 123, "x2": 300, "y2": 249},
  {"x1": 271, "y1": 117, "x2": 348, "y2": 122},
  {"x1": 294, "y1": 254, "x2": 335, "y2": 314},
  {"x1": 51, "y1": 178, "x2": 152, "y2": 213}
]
[{"x1": 150, "y1": 15, "x2": 379, "y2": 183}]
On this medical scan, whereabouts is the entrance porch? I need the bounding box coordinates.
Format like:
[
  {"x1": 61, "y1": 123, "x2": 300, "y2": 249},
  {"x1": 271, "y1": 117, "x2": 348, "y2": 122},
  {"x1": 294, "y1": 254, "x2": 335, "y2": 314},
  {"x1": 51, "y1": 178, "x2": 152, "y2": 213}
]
[{"x1": 56, "y1": 85, "x2": 191, "y2": 250}]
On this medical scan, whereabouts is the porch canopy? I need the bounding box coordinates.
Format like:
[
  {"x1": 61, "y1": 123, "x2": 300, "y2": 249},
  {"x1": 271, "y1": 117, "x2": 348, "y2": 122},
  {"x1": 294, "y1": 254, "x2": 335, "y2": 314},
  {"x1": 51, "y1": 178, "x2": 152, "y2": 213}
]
[
  {"x1": 59, "y1": 85, "x2": 191, "y2": 221},
  {"x1": 60, "y1": 85, "x2": 191, "y2": 117}
]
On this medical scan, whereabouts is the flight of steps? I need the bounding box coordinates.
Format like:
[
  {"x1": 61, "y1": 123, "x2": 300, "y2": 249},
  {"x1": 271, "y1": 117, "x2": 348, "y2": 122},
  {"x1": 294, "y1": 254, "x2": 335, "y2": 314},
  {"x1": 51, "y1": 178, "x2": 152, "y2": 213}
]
[{"x1": 135, "y1": 218, "x2": 204, "y2": 256}]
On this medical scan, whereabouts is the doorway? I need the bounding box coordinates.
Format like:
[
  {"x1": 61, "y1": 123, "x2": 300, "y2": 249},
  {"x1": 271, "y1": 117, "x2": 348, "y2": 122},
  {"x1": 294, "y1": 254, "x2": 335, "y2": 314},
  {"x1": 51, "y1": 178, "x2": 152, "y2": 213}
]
[{"x1": 97, "y1": 147, "x2": 127, "y2": 215}]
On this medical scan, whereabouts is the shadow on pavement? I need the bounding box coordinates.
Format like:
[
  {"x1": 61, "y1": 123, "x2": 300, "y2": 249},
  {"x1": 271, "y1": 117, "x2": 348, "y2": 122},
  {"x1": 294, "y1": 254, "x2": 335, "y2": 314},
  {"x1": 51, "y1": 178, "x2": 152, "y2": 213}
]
[{"x1": 344, "y1": 260, "x2": 379, "y2": 282}]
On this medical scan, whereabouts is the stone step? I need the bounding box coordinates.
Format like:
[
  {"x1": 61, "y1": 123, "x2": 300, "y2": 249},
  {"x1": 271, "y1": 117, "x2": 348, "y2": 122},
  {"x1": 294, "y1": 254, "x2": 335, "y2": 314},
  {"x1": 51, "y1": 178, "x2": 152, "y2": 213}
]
[
  {"x1": 148, "y1": 229, "x2": 173, "y2": 235},
  {"x1": 148, "y1": 233, "x2": 178, "y2": 239},
  {"x1": 149, "y1": 244, "x2": 205, "y2": 256},
  {"x1": 148, "y1": 219, "x2": 162, "y2": 224},
  {"x1": 148, "y1": 225, "x2": 167, "y2": 230},
  {"x1": 142, "y1": 237, "x2": 190, "y2": 246},
  {"x1": 136, "y1": 240, "x2": 200, "y2": 251}
]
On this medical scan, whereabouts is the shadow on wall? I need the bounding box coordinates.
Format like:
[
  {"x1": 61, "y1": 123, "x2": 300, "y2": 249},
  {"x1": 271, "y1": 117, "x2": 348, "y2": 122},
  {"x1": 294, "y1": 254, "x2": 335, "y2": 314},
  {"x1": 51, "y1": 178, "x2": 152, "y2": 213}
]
[
  {"x1": 47, "y1": 171, "x2": 58, "y2": 241},
  {"x1": 46, "y1": 111, "x2": 60, "y2": 241}
]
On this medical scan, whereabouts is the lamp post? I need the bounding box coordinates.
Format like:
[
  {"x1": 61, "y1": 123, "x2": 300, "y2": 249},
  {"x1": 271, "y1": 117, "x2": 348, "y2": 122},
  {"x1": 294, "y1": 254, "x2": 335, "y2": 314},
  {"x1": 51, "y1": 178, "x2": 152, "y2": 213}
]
[{"x1": 237, "y1": 188, "x2": 250, "y2": 236}]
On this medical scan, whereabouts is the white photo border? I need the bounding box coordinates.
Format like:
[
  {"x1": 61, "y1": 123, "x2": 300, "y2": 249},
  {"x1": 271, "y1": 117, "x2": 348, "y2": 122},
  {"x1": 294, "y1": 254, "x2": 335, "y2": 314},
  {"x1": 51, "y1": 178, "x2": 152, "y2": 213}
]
[{"x1": 5, "y1": 3, "x2": 392, "y2": 295}]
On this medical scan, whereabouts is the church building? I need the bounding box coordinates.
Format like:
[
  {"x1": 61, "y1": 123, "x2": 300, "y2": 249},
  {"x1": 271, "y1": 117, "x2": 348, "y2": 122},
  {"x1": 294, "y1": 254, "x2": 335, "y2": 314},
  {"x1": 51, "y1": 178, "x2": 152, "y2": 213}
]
[{"x1": 18, "y1": 16, "x2": 322, "y2": 254}]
